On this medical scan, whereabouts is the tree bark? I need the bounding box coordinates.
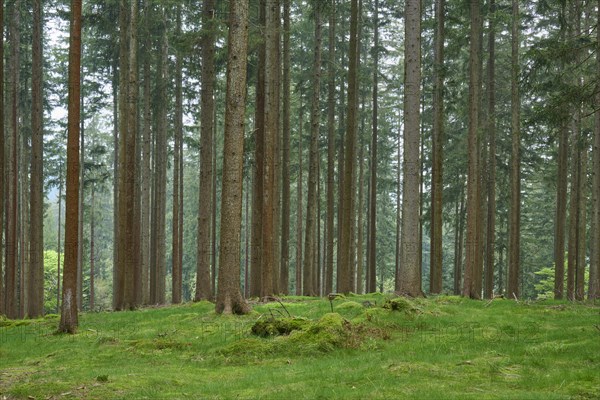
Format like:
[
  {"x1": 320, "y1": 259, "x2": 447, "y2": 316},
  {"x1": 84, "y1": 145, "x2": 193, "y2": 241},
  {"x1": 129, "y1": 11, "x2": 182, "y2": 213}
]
[
  {"x1": 59, "y1": 0, "x2": 82, "y2": 333},
  {"x1": 590, "y1": 0, "x2": 600, "y2": 299},
  {"x1": 338, "y1": 0, "x2": 359, "y2": 294},
  {"x1": 462, "y1": 0, "x2": 482, "y2": 299},
  {"x1": 507, "y1": 0, "x2": 521, "y2": 300},
  {"x1": 172, "y1": 7, "x2": 183, "y2": 305},
  {"x1": 296, "y1": 99, "x2": 304, "y2": 296},
  {"x1": 430, "y1": 0, "x2": 444, "y2": 295},
  {"x1": 215, "y1": 0, "x2": 250, "y2": 315},
  {"x1": 368, "y1": 0, "x2": 379, "y2": 296},
  {"x1": 0, "y1": 0, "x2": 4, "y2": 315},
  {"x1": 325, "y1": 0, "x2": 336, "y2": 296},
  {"x1": 280, "y1": 0, "x2": 291, "y2": 295},
  {"x1": 196, "y1": 0, "x2": 216, "y2": 302},
  {"x1": 303, "y1": 1, "x2": 322, "y2": 297},
  {"x1": 28, "y1": 0, "x2": 44, "y2": 317},
  {"x1": 397, "y1": 0, "x2": 424, "y2": 297}
]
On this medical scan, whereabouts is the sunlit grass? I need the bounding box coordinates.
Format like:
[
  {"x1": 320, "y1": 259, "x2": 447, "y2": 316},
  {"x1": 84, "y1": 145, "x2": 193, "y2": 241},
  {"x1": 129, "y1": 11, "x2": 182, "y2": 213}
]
[{"x1": 1, "y1": 295, "x2": 599, "y2": 399}]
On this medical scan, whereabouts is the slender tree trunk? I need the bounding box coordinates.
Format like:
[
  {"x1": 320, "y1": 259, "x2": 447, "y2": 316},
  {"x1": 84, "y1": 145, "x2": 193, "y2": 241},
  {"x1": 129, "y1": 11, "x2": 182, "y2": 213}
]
[
  {"x1": 356, "y1": 114, "x2": 365, "y2": 294},
  {"x1": 575, "y1": 145, "x2": 587, "y2": 301},
  {"x1": 5, "y1": 0, "x2": 20, "y2": 319},
  {"x1": 261, "y1": 0, "x2": 280, "y2": 298},
  {"x1": 251, "y1": 0, "x2": 265, "y2": 298},
  {"x1": 28, "y1": 0, "x2": 44, "y2": 317},
  {"x1": 211, "y1": 117, "x2": 218, "y2": 298},
  {"x1": 272, "y1": 0, "x2": 282, "y2": 295},
  {"x1": 325, "y1": 0, "x2": 336, "y2": 295},
  {"x1": 463, "y1": 0, "x2": 482, "y2": 299},
  {"x1": 0, "y1": 0, "x2": 4, "y2": 316},
  {"x1": 112, "y1": 53, "x2": 120, "y2": 310},
  {"x1": 215, "y1": 0, "x2": 250, "y2": 315},
  {"x1": 172, "y1": 7, "x2": 183, "y2": 305},
  {"x1": 590, "y1": 0, "x2": 600, "y2": 300},
  {"x1": 484, "y1": 0, "x2": 496, "y2": 299},
  {"x1": 430, "y1": 0, "x2": 444, "y2": 295},
  {"x1": 196, "y1": 0, "x2": 216, "y2": 301},
  {"x1": 90, "y1": 184, "x2": 95, "y2": 311},
  {"x1": 303, "y1": 2, "x2": 322, "y2": 297},
  {"x1": 296, "y1": 98, "x2": 304, "y2": 296},
  {"x1": 77, "y1": 94, "x2": 84, "y2": 311},
  {"x1": 338, "y1": 0, "x2": 359, "y2": 294},
  {"x1": 280, "y1": 0, "x2": 291, "y2": 295},
  {"x1": 59, "y1": 0, "x2": 82, "y2": 333},
  {"x1": 397, "y1": 0, "x2": 423, "y2": 297},
  {"x1": 507, "y1": 0, "x2": 521, "y2": 300},
  {"x1": 56, "y1": 165, "x2": 63, "y2": 313}
]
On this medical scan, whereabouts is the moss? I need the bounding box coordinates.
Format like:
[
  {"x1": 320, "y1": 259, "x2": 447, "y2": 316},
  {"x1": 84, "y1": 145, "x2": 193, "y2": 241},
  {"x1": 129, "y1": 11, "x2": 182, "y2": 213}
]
[
  {"x1": 335, "y1": 301, "x2": 365, "y2": 315},
  {"x1": 220, "y1": 338, "x2": 272, "y2": 358},
  {"x1": 251, "y1": 317, "x2": 310, "y2": 337},
  {"x1": 383, "y1": 297, "x2": 419, "y2": 314}
]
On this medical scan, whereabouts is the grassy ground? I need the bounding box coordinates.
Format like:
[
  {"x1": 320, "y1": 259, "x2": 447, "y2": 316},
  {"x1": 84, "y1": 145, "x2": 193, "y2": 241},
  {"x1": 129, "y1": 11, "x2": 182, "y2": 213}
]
[{"x1": 1, "y1": 294, "x2": 599, "y2": 399}]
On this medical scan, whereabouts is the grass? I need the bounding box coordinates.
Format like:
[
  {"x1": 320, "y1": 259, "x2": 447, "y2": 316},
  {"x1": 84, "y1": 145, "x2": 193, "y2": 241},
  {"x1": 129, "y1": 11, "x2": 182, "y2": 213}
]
[{"x1": 1, "y1": 294, "x2": 599, "y2": 399}]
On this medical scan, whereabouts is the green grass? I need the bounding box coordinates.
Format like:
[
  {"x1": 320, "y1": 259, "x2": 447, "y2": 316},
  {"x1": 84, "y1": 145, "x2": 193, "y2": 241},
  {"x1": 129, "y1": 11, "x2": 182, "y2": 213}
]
[{"x1": 1, "y1": 295, "x2": 599, "y2": 399}]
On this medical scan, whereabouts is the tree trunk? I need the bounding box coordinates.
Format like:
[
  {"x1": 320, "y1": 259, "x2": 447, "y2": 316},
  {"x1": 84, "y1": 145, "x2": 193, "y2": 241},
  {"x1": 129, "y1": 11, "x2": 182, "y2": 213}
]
[
  {"x1": 462, "y1": 0, "x2": 482, "y2": 299},
  {"x1": 0, "y1": 0, "x2": 4, "y2": 315},
  {"x1": 59, "y1": 0, "x2": 82, "y2": 333},
  {"x1": 280, "y1": 0, "x2": 291, "y2": 295},
  {"x1": 397, "y1": 0, "x2": 423, "y2": 297},
  {"x1": 303, "y1": 2, "x2": 322, "y2": 297},
  {"x1": 430, "y1": 0, "x2": 444, "y2": 295},
  {"x1": 56, "y1": 165, "x2": 63, "y2": 312},
  {"x1": 507, "y1": 0, "x2": 521, "y2": 300},
  {"x1": 356, "y1": 112, "x2": 365, "y2": 294},
  {"x1": 196, "y1": 0, "x2": 216, "y2": 302},
  {"x1": 215, "y1": 0, "x2": 250, "y2": 315},
  {"x1": 28, "y1": 0, "x2": 44, "y2": 317},
  {"x1": 325, "y1": 0, "x2": 336, "y2": 296},
  {"x1": 250, "y1": 0, "x2": 265, "y2": 298},
  {"x1": 90, "y1": 184, "x2": 95, "y2": 311},
  {"x1": 590, "y1": 0, "x2": 600, "y2": 300},
  {"x1": 296, "y1": 96, "x2": 304, "y2": 296},
  {"x1": 484, "y1": 0, "x2": 496, "y2": 299},
  {"x1": 338, "y1": 0, "x2": 359, "y2": 294},
  {"x1": 172, "y1": 7, "x2": 183, "y2": 305},
  {"x1": 261, "y1": 0, "x2": 279, "y2": 298}
]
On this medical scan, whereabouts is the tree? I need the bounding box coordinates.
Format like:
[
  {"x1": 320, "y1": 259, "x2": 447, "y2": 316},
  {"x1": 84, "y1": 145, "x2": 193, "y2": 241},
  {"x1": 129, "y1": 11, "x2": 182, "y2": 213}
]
[
  {"x1": 397, "y1": 0, "x2": 423, "y2": 297},
  {"x1": 172, "y1": 7, "x2": 183, "y2": 305},
  {"x1": 303, "y1": 0, "x2": 323, "y2": 297},
  {"x1": 507, "y1": 0, "x2": 521, "y2": 300},
  {"x1": 484, "y1": 0, "x2": 496, "y2": 300},
  {"x1": 429, "y1": 0, "x2": 444, "y2": 295},
  {"x1": 0, "y1": 0, "x2": 4, "y2": 315},
  {"x1": 196, "y1": 0, "x2": 216, "y2": 302},
  {"x1": 59, "y1": 0, "x2": 82, "y2": 333},
  {"x1": 462, "y1": 0, "x2": 482, "y2": 300},
  {"x1": 280, "y1": 0, "x2": 291, "y2": 295},
  {"x1": 261, "y1": 0, "x2": 280, "y2": 298},
  {"x1": 590, "y1": 0, "x2": 600, "y2": 300},
  {"x1": 325, "y1": 0, "x2": 336, "y2": 296},
  {"x1": 28, "y1": 0, "x2": 44, "y2": 318},
  {"x1": 215, "y1": 0, "x2": 250, "y2": 315},
  {"x1": 338, "y1": 0, "x2": 359, "y2": 294}
]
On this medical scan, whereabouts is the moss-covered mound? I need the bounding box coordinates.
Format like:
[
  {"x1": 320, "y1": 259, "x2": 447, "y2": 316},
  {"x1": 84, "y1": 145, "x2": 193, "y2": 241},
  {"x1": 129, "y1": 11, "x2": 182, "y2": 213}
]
[
  {"x1": 382, "y1": 297, "x2": 419, "y2": 314},
  {"x1": 251, "y1": 316, "x2": 310, "y2": 337}
]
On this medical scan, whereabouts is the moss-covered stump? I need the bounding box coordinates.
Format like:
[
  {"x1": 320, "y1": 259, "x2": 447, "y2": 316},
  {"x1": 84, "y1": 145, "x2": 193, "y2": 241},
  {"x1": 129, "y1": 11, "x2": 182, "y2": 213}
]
[
  {"x1": 382, "y1": 297, "x2": 419, "y2": 314},
  {"x1": 251, "y1": 317, "x2": 310, "y2": 337}
]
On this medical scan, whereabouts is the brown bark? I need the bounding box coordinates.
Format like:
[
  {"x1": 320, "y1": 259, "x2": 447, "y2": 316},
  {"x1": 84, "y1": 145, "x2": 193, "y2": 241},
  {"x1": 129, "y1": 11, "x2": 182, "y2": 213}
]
[
  {"x1": 397, "y1": 0, "x2": 424, "y2": 297},
  {"x1": 59, "y1": 0, "x2": 82, "y2": 333},
  {"x1": 172, "y1": 7, "x2": 183, "y2": 305},
  {"x1": 261, "y1": 0, "x2": 279, "y2": 298},
  {"x1": 484, "y1": 0, "x2": 497, "y2": 299},
  {"x1": 295, "y1": 100, "x2": 304, "y2": 296},
  {"x1": 250, "y1": 0, "x2": 265, "y2": 298},
  {"x1": 338, "y1": 0, "x2": 359, "y2": 294},
  {"x1": 28, "y1": 0, "x2": 44, "y2": 317},
  {"x1": 507, "y1": 0, "x2": 521, "y2": 300},
  {"x1": 430, "y1": 0, "x2": 444, "y2": 295},
  {"x1": 463, "y1": 0, "x2": 482, "y2": 299},
  {"x1": 196, "y1": 0, "x2": 216, "y2": 301},
  {"x1": 56, "y1": 166, "x2": 63, "y2": 312},
  {"x1": 0, "y1": 0, "x2": 4, "y2": 315},
  {"x1": 368, "y1": 0, "x2": 379, "y2": 296},
  {"x1": 215, "y1": 0, "x2": 250, "y2": 315},
  {"x1": 280, "y1": 0, "x2": 291, "y2": 295},
  {"x1": 325, "y1": 0, "x2": 336, "y2": 295},
  {"x1": 90, "y1": 184, "x2": 96, "y2": 311},
  {"x1": 590, "y1": 0, "x2": 600, "y2": 299},
  {"x1": 303, "y1": 2, "x2": 322, "y2": 297}
]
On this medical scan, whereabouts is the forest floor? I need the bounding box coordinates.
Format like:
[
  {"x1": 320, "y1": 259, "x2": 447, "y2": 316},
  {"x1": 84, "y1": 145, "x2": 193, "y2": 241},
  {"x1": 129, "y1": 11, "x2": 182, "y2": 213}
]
[{"x1": 0, "y1": 294, "x2": 599, "y2": 399}]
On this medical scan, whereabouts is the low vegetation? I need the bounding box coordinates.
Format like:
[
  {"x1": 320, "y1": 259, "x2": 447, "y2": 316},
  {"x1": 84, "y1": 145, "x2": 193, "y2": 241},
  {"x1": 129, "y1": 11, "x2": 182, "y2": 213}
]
[{"x1": 1, "y1": 295, "x2": 599, "y2": 399}]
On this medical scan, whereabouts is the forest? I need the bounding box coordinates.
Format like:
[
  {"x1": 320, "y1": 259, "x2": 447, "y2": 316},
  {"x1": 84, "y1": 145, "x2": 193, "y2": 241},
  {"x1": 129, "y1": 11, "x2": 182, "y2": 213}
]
[{"x1": 0, "y1": 0, "x2": 598, "y2": 330}]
